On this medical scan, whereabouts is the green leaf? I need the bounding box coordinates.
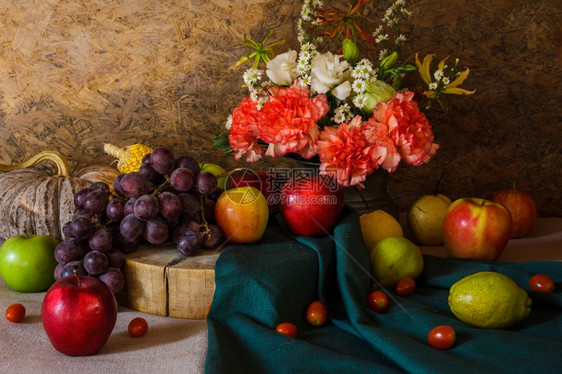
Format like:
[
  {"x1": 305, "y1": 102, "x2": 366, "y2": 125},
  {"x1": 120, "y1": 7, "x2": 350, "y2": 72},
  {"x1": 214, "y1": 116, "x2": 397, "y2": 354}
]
[{"x1": 210, "y1": 133, "x2": 233, "y2": 154}]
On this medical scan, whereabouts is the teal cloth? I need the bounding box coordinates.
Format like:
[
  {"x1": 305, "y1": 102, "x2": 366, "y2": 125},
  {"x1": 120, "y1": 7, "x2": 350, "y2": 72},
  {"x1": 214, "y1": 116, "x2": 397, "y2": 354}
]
[{"x1": 205, "y1": 207, "x2": 562, "y2": 374}]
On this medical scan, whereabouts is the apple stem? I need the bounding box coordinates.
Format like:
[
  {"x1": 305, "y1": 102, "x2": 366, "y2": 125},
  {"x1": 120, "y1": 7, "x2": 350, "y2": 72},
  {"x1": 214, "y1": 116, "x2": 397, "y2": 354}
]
[
  {"x1": 434, "y1": 170, "x2": 445, "y2": 195},
  {"x1": 73, "y1": 269, "x2": 81, "y2": 286},
  {"x1": 512, "y1": 180, "x2": 517, "y2": 191}
]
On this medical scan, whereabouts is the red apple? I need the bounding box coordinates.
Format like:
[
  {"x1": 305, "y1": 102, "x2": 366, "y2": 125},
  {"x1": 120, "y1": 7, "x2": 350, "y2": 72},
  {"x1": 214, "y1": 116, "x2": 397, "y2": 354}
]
[
  {"x1": 492, "y1": 186, "x2": 537, "y2": 238},
  {"x1": 279, "y1": 175, "x2": 344, "y2": 237},
  {"x1": 443, "y1": 198, "x2": 512, "y2": 261},
  {"x1": 41, "y1": 274, "x2": 118, "y2": 356},
  {"x1": 214, "y1": 186, "x2": 269, "y2": 243}
]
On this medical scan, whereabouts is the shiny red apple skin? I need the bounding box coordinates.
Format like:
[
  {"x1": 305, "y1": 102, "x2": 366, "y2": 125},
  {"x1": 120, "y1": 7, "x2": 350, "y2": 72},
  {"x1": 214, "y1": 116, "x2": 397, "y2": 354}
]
[
  {"x1": 41, "y1": 275, "x2": 118, "y2": 356},
  {"x1": 279, "y1": 175, "x2": 344, "y2": 237},
  {"x1": 442, "y1": 198, "x2": 512, "y2": 261},
  {"x1": 492, "y1": 188, "x2": 537, "y2": 238}
]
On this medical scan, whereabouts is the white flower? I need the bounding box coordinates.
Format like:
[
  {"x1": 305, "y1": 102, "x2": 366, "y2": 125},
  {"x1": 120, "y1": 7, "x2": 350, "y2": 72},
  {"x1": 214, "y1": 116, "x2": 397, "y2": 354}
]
[
  {"x1": 442, "y1": 77, "x2": 450, "y2": 85},
  {"x1": 243, "y1": 69, "x2": 261, "y2": 85},
  {"x1": 428, "y1": 82, "x2": 438, "y2": 90},
  {"x1": 266, "y1": 50, "x2": 299, "y2": 86},
  {"x1": 310, "y1": 52, "x2": 351, "y2": 100},
  {"x1": 433, "y1": 69, "x2": 444, "y2": 82},
  {"x1": 353, "y1": 94, "x2": 367, "y2": 108},
  {"x1": 352, "y1": 79, "x2": 367, "y2": 94}
]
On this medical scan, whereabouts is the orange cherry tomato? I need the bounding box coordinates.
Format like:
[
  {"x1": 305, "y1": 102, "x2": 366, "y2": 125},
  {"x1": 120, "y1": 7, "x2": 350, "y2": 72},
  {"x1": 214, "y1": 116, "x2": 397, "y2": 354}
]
[
  {"x1": 128, "y1": 317, "x2": 149, "y2": 337},
  {"x1": 428, "y1": 325, "x2": 456, "y2": 350},
  {"x1": 367, "y1": 290, "x2": 389, "y2": 312},
  {"x1": 395, "y1": 277, "x2": 416, "y2": 296},
  {"x1": 275, "y1": 322, "x2": 297, "y2": 338},
  {"x1": 529, "y1": 274, "x2": 555, "y2": 293},
  {"x1": 6, "y1": 303, "x2": 26, "y2": 323},
  {"x1": 306, "y1": 300, "x2": 328, "y2": 327}
]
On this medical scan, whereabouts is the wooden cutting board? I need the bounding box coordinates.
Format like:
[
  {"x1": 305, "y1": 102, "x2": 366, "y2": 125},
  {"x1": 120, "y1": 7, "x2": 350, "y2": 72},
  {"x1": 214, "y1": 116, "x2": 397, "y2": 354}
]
[{"x1": 118, "y1": 244, "x2": 221, "y2": 319}]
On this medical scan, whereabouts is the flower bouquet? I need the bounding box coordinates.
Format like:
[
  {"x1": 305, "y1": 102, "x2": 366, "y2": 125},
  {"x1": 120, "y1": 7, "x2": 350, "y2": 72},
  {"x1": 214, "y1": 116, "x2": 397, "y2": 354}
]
[{"x1": 213, "y1": 0, "x2": 474, "y2": 189}]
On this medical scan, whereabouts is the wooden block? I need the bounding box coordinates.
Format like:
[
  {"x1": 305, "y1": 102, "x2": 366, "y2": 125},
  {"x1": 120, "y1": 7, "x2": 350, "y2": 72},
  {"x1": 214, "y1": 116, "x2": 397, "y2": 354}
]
[{"x1": 118, "y1": 244, "x2": 220, "y2": 319}]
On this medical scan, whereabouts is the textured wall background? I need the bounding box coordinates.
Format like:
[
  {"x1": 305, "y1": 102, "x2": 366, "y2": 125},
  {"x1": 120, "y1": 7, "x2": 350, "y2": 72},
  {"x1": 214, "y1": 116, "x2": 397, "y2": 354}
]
[{"x1": 0, "y1": 0, "x2": 560, "y2": 215}]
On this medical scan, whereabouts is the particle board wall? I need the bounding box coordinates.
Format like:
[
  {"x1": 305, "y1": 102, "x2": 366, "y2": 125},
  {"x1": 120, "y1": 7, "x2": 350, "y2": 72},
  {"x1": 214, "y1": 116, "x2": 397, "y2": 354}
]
[{"x1": 0, "y1": 0, "x2": 560, "y2": 216}]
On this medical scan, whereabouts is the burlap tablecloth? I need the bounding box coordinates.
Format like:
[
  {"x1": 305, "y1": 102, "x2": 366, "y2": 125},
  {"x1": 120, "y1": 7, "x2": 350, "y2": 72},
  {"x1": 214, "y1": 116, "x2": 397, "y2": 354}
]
[{"x1": 1, "y1": 217, "x2": 560, "y2": 374}]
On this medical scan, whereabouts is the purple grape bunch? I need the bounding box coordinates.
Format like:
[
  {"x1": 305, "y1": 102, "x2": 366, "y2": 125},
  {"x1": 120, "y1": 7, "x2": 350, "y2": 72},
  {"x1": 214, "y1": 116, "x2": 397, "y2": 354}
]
[{"x1": 55, "y1": 147, "x2": 226, "y2": 293}]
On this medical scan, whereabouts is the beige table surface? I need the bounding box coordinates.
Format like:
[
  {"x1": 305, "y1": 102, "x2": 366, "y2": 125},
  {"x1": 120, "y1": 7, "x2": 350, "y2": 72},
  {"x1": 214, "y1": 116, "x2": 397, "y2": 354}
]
[{"x1": 1, "y1": 217, "x2": 560, "y2": 374}]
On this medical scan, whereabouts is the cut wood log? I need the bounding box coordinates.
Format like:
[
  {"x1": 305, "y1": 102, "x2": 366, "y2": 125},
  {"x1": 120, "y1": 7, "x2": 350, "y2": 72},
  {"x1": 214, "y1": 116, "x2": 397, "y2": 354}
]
[{"x1": 118, "y1": 244, "x2": 220, "y2": 319}]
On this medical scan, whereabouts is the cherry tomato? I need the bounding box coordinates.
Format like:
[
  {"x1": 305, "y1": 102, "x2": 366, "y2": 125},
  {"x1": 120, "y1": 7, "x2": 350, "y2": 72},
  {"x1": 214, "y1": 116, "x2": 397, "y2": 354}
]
[
  {"x1": 275, "y1": 322, "x2": 297, "y2": 338},
  {"x1": 428, "y1": 325, "x2": 456, "y2": 350},
  {"x1": 367, "y1": 290, "x2": 389, "y2": 312},
  {"x1": 6, "y1": 303, "x2": 26, "y2": 323},
  {"x1": 306, "y1": 300, "x2": 328, "y2": 327},
  {"x1": 395, "y1": 277, "x2": 416, "y2": 296},
  {"x1": 128, "y1": 317, "x2": 149, "y2": 337},
  {"x1": 529, "y1": 274, "x2": 555, "y2": 293}
]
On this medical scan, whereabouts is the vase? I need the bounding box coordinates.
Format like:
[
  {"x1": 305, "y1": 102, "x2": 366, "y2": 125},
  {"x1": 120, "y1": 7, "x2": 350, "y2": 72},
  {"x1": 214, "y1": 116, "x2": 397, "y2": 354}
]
[{"x1": 292, "y1": 158, "x2": 398, "y2": 219}]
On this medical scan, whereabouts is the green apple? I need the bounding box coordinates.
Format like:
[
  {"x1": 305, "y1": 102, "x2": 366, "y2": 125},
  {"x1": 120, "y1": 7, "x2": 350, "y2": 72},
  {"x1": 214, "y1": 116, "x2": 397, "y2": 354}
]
[
  {"x1": 200, "y1": 163, "x2": 228, "y2": 190},
  {"x1": 0, "y1": 234, "x2": 59, "y2": 292},
  {"x1": 407, "y1": 194, "x2": 452, "y2": 245}
]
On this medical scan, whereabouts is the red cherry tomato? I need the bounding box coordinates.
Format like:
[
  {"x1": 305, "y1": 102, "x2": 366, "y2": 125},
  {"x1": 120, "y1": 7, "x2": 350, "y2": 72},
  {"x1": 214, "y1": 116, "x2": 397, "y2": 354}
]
[
  {"x1": 128, "y1": 317, "x2": 149, "y2": 337},
  {"x1": 275, "y1": 322, "x2": 297, "y2": 338},
  {"x1": 306, "y1": 300, "x2": 328, "y2": 327},
  {"x1": 5, "y1": 303, "x2": 26, "y2": 323},
  {"x1": 529, "y1": 274, "x2": 555, "y2": 293},
  {"x1": 428, "y1": 325, "x2": 456, "y2": 350},
  {"x1": 367, "y1": 290, "x2": 389, "y2": 312},
  {"x1": 395, "y1": 277, "x2": 416, "y2": 296}
]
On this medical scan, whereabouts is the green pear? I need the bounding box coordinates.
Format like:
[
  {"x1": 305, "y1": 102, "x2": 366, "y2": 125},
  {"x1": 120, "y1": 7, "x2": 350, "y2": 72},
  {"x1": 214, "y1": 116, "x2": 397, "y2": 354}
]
[
  {"x1": 407, "y1": 194, "x2": 452, "y2": 245},
  {"x1": 448, "y1": 271, "x2": 531, "y2": 329}
]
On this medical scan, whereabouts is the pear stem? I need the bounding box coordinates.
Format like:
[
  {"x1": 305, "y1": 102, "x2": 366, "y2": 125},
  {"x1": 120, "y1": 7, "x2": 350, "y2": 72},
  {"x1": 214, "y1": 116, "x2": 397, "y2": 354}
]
[{"x1": 434, "y1": 170, "x2": 445, "y2": 195}]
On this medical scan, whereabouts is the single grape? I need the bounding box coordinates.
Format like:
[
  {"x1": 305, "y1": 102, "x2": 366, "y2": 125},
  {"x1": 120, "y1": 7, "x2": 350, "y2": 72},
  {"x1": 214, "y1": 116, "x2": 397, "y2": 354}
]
[
  {"x1": 133, "y1": 194, "x2": 160, "y2": 221},
  {"x1": 106, "y1": 198, "x2": 126, "y2": 222},
  {"x1": 203, "y1": 224, "x2": 225, "y2": 249},
  {"x1": 106, "y1": 248, "x2": 125, "y2": 268},
  {"x1": 74, "y1": 188, "x2": 93, "y2": 210},
  {"x1": 113, "y1": 173, "x2": 126, "y2": 197},
  {"x1": 170, "y1": 167, "x2": 194, "y2": 192},
  {"x1": 119, "y1": 172, "x2": 153, "y2": 198},
  {"x1": 54, "y1": 240, "x2": 87, "y2": 265},
  {"x1": 54, "y1": 263, "x2": 65, "y2": 281},
  {"x1": 70, "y1": 216, "x2": 94, "y2": 241},
  {"x1": 83, "y1": 189, "x2": 109, "y2": 215},
  {"x1": 62, "y1": 221, "x2": 73, "y2": 239},
  {"x1": 178, "y1": 192, "x2": 201, "y2": 216},
  {"x1": 139, "y1": 162, "x2": 166, "y2": 185},
  {"x1": 83, "y1": 251, "x2": 109, "y2": 275},
  {"x1": 114, "y1": 231, "x2": 141, "y2": 254},
  {"x1": 61, "y1": 260, "x2": 87, "y2": 278},
  {"x1": 89, "y1": 227, "x2": 113, "y2": 252},
  {"x1": 158, "y1": 191, "x2": 182, "y2": 220},
  {"x1": 100, "y1": 268, "x2": 125, "y2": 293},
  {"x1": 149, "y1": 147, "x2": 175, "y2": 176},
  {"x1": 195, "y1": 171, "x2": 217, "y2": 195},
  {"x1": 124, "y1": 197, "x2": 136, "y2": 216},
  {"x1": 174, "y1": 155, "x2": 200, "y2": 176},
  {"x1": 120, "y1": 213, "x2": 145, "y2": 240},
  {"x1": 143, "y1": 217, "x2": 169, "y2": 244},
  {"x1": 176, "y1": 229, "x2": 203, "y2": 256}
]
